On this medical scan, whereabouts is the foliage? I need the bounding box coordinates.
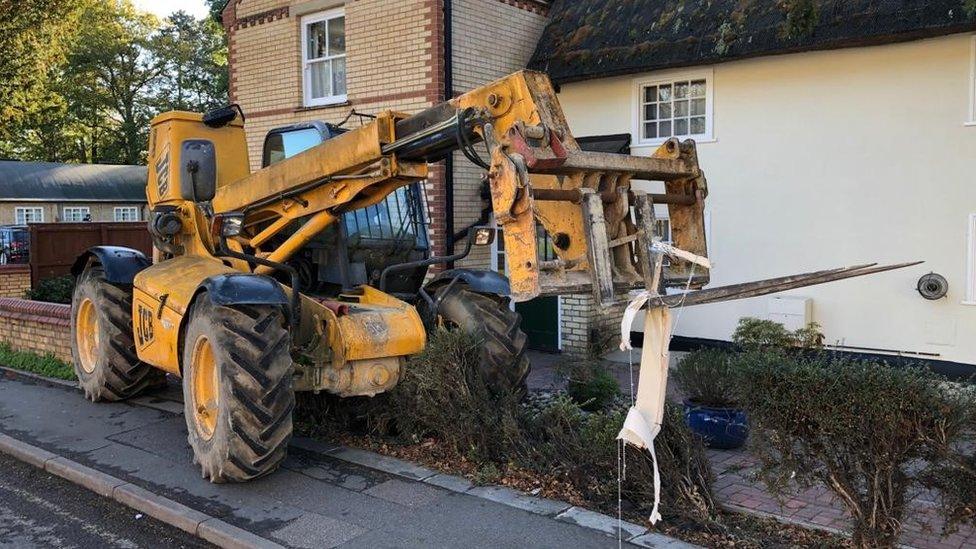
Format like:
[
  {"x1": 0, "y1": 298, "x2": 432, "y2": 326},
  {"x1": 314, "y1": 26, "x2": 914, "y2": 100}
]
[
  {"x1": 298, "y1": 329, "x2": 717, "y2": 525},
  {"x1": 734, "y1": 352, "x2": 975, "y2": 548},
  {"x1": 565, "y1": 360, "x2": 620, "y2": 411},
  {"x1": 732, "y1": 317, "x2": 823, "y2": 349},
  {"x1": 0, "y1": 1, "x2": 228, "y2": 164},
  {"x1": 25, "y1": 275, "x2": 74, "y2": 304},
  {"x1": 0, "y1": 343, "x2": 75, "y2": 380},
  {"x1": 673, "y1": 348, "x2": 739, "y2": 408},
  {"x1": 922, "y1": 392, "x2": 976, "y2": 533},
  {"x1": 0, "y1": 0, "x2": 86, "y2": 141}
]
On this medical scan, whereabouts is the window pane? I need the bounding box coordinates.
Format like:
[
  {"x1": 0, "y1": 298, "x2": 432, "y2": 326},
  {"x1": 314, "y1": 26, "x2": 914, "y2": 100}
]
[
  {"x1": 658, "y1": 84, "x2": 671, "y2": 102},
  {"x1": 658, "y1": 120, "x2": 671, "y2": 137},
  {"x1": 644, "y1": 86, "x2": 657, "y2": 103},
  {"x1": 644, "y1": 122, "x2": 657, "y2": 139},
  {"x1": 690, "y1": 98, "x2": 705, "y2": 116},
  {"x1": 658, "y1": 102, "x2": 672, "y2": 119},
  {"x1": 675, "y1": 81, "x2": 689, "y2": 99},
  {"x1": 690, "y1": 79, "x2": 706, "y2": 97},
  {"x1": 690, "y1": 116, "x2": 706, "y2": 134},
  {"x1": 674, "y1": 118, "x2": 688, "y2": 135},
  {"x1": 644, "y1": 104, "x2": 657, "y2": 121},
  {"x1": 328, "y1": 16, "x2": 345, "y2": 56},
  {"x1": 306, "y1": 21, "x2": 327, "y2": 59},
  {"x1": 309, "y1": 60, "x2": 331, "y2": 98},
  {"x1": 675, "y1": 100, "x2": 689, "y2": 117},
  {"x1": 332, "y1": 56, "x2": 346, "y2": 96}
]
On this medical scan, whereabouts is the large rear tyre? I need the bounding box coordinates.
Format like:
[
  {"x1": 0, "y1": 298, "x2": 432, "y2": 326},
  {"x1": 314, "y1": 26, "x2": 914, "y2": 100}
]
[
  {"x1": 433, "y1": 284, "x2": 530, "y2": 397},
  {"x1": 70, "y1": 266, "x2": 163, "y2": 402},
  {"x1": 182, "y1": 295, "x2": 294, "y2": 483}
]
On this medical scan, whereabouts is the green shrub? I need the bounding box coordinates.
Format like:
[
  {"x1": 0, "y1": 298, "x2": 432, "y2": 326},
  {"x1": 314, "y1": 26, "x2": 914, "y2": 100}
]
[
  {"x1": 298, "y1": 327, "x2": 718, "y2": 525},
  {"x1": 25, "y1": 275, "x2": 74, "y2": 304},
  {"x1": 672, "y1": 348, "x2": 738, "y2": 407},
  {"x1": 735, "y1": 352, "x2": 974, "y2": 548},
  {"x1": 0, "y1": 343, "x2": 75, "y2": 380},
  {"x1": 565, "y1": 360, "x2": 620, "y2": 411},
  {"x1": 732, "y1": 317, "x2": 823, "y2": 349}
]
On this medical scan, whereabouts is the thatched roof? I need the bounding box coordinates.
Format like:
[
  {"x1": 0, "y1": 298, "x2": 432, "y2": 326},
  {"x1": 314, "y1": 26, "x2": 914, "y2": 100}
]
[{"x1": 529, "y1": 0, "x2": 976, "y2": 84}]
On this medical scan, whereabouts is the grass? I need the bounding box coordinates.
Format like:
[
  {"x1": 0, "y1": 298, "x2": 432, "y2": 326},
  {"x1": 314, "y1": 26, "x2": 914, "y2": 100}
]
[{"x1": 0, "y1": 343, "x2": 75, "y2": 381}]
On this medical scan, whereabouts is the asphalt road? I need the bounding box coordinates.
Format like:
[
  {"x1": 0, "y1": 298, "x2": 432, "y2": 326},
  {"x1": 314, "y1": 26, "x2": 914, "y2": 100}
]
[{"x1": 0, "y1": 453, "x2": 211, "y2": 549}]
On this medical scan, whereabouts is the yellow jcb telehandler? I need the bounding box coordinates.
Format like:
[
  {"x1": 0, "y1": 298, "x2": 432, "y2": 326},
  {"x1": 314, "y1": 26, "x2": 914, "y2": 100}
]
[{"x1": 69, "y1": 70, "x2": 915, "y2": 483}]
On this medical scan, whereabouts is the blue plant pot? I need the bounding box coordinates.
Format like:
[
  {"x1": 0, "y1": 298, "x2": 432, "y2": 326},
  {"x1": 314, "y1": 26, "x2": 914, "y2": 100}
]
[{"x1": 683, "y1": 399, "x2": 749, "y2": 450}]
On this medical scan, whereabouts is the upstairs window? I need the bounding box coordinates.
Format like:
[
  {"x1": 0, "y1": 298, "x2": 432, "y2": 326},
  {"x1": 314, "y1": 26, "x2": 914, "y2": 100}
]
[
  {"x1": 63, "y1": 206, "x2": 90, "y2": 222},
  {"x1": 302, "y1": 9, "x2": 347, "y2": 107},
  {"x1": 635, "y1": 69, "x2": 713, "y2": 145}
]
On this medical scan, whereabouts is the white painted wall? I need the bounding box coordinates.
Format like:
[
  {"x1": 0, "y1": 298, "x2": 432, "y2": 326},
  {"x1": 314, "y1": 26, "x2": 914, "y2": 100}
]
[{"x1": 555, "y1": 33, "x2": 976, "y2": 365}]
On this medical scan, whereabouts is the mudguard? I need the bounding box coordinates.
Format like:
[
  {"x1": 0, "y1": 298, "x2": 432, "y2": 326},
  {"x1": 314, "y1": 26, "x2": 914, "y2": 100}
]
[
  {"x1": 71, "y1": 246, "x2": 151, "y2": 284},
  {"x1": 198, "y1": 273, "x2": 289, "y2": 306},
  {"x1": 427, "y1": 268, "x2": 510, "y2": 296}
]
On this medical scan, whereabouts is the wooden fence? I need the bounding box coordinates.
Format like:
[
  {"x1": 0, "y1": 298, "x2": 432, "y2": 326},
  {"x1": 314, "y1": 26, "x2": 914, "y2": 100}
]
[{"x1": 29, "y1": 222, "x2": 151, "y2": 286}]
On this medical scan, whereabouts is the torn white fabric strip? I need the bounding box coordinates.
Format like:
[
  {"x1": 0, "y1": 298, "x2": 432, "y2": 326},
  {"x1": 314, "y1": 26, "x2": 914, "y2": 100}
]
[{"x1": 617, "y1": 304, "x2": 673, "y2": 524}]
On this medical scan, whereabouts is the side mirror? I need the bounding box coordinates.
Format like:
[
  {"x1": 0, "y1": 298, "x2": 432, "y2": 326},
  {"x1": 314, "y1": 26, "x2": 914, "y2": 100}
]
[
  {"x1": 473, "y1": 227, "x2": 496, "y2": 246},
  {"x1": 180, "y1": 140, "x2": 217, "y2": 202}
]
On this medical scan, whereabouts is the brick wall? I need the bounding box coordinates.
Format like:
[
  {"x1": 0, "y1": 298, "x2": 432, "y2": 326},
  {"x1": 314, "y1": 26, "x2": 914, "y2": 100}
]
[
  {"x1": 560, "y1": 293, "x2": 629, "y2": 358},
  {"x1": 224, "y1": 0, "x2": 449, "y2": 255},
  {"x1": 0, "y1": 265, "x2": 30, "y2": 298},
  {"x1": 450, "y1": 0, "x2": 548, "y2": 269},
  {"x1": 0, "y1": 298, "x2": 72, "y2": 362}
]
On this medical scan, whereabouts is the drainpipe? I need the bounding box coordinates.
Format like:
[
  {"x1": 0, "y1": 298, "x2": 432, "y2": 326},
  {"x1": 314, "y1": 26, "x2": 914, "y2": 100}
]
[{"x1": 444, "y1": 0, "x2": 455, "y2": 269}]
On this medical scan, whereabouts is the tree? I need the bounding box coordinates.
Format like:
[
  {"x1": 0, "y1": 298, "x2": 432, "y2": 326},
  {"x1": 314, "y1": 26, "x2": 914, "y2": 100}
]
[
  {"x1": 154, "y1": 11, "x2": 229, "y2": 113},
  {"x1": 68, "y1": 1, "x2": 164, "y2": 164},
  {"x1": 0, "y1": 0, "x2": 86, "y2": 146}
]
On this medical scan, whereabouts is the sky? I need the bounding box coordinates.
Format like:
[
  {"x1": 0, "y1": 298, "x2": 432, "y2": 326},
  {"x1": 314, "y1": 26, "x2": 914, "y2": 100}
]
[{"x1": 132, "y1": 0, "x2": 210, "y2": 19}]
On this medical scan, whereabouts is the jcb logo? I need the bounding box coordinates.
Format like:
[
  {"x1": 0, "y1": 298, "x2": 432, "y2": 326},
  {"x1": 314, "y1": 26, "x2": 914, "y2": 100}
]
[{"x1": 136, "y1": 304, "x2": 154, "y2": 348}]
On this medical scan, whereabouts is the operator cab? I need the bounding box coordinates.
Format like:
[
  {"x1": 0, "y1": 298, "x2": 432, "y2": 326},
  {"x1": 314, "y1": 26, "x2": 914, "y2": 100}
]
[{"x1": 261, "y1": 121, "x2": 431, "y2": 297}]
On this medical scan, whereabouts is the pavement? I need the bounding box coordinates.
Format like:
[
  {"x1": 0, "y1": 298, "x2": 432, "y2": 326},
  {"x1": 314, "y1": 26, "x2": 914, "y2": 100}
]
[
  {"x1": 0, "y1": 452, "x2": 209, "y2": 548},
  {"x1": 0, "y1": 371, "x2": 695, "y2": 548}
]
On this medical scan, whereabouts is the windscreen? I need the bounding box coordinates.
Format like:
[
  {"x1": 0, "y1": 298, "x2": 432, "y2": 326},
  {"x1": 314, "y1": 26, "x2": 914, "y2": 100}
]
[{"x1": 263, "y1": 127, "x2": 324, "y2": 167}]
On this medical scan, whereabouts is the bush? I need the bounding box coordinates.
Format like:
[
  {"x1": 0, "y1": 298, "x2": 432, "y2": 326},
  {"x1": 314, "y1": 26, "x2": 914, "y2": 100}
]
[
  {"x1": 732, "y1": 317, "x2": 823, "y2": 349},
  {"x1": 735, "y1": 352, "x2": 974, "y2": 548},
  {"x1": 298, "y1": 328, "x2": 718, "y2": 526},
  {"x1": 25, "y1": 275, "x2": 74, "y2": 304},
  {"x1": 565, "y1": 360, "x2": 620, "y2": 411},
  {"x1": 673, "y1": 348, "x2": 738, "y2": 407}
]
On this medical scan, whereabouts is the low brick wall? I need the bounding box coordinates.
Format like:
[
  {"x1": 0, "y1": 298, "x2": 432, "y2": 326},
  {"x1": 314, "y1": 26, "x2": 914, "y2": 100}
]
[
  {"x1": 0, "y1": 264, "x2": 30, "y2": 298},
  {"x1": 0, "y1": 298, "x2": 72, "y2": 362}
]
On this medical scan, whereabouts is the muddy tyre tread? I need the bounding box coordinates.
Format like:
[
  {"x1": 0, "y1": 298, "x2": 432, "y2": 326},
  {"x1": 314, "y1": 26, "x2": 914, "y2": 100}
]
[
  {"x1": 183, "y1": 298, "x2": 294, "y2": 483},
  {"x1": 435, "y1": 284, "x2": 530, "y2": 396},
  {"x1": 71, "y1": 266, "x2": 162, "y2": 402}
]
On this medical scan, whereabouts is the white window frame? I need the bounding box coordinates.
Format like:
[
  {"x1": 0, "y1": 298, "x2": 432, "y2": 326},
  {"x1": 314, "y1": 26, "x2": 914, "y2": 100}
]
[
  {"x1": 632, "y1": 67, "x2": 714, "y2": 147},
  {"x1": 62, "y1": 206, "x2": 90, "y2": 222},
  {"x1": 15, "y1": 207, "x2": 44, "y2": 224},
  {"x1": 301, "y1": 8, "x2": 347, "y2": 107},
  {"x1": 966, "y1": 213, "x2": 976, "y2": 304},
  {"x1": 967, "y1": 36, "x2": 976, "y2": 126},
  {"x1": 114, "y1": 206, "x2": 140, "y2": 222}
]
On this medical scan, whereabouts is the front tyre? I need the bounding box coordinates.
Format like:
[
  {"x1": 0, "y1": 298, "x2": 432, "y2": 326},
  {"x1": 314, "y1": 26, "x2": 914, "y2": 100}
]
[
  {"x1": 182, "y1": 295, "x2": 294, "y2": 483},
  {"x1": 433, "y1": 284, "x2": 530, "y2": 397},
  {"x1": 71, "y1": 266, "x2": 162, "y2": 401}
]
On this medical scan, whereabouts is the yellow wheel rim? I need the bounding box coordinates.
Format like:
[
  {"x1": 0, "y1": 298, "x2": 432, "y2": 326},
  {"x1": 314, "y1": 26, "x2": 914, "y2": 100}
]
[
  {"x1": 190, "y1": 336, "x2": 219, "y2": 440},
  {"x1": 75, "y1": 298, "x2": 99, "y2": 374}
]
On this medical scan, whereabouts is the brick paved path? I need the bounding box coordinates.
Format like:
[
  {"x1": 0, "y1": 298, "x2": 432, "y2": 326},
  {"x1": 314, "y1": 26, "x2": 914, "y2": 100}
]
[{"x1": 709, "y1": 447, "x2": 975, "y2": 549}]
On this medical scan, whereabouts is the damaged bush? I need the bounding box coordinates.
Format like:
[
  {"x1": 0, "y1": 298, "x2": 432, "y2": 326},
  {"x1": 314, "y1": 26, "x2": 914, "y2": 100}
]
[
  {"x1": 299, "y1": 328, "x2": 717, "y2": 526},
  {"x1": 735, "y1": 352, "x2": 974, "y2": 548}
]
